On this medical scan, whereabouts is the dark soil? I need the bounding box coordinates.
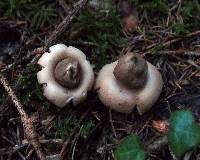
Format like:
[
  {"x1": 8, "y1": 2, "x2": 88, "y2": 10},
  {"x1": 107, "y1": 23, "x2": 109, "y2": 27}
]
[{"x1": 0, "y1": 0, "x2": 200, "y2": 159}]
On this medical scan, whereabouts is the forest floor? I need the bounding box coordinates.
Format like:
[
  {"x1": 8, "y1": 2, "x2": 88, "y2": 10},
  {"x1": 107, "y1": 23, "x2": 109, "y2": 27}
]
[{"x1": 0, "y1": 0, "x2": 200, "y2": 159}]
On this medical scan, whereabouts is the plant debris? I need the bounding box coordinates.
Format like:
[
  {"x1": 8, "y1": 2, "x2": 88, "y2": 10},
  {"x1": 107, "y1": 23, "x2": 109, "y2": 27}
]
[{"x1": 0, "y1": 0, "x2": 200, "y2": 159}]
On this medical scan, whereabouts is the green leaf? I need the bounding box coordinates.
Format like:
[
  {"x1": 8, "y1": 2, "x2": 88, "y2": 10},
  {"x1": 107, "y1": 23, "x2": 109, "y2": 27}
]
[
  {"x1": 168, "y1": 110, "x2": 200, "y2": 157},
  {"x1": 114, "y1": 135, "x2": 145, "y2": 160}
]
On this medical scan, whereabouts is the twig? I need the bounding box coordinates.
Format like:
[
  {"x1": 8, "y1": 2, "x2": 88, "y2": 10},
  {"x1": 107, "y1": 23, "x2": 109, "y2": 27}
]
[
  {"x1": 46, "y1": 154, "x2": 60, "y2": 160},
  {"x1": 22, "y1": 139, "x2": 63, "y2": 145},
  {"x1": 71, "y1": 135, "x2": 79, "y2": 160},
  {"x1": 183, "y1": 151, "x2": 193, "y2": 160},
  {"x1": 0, "y1": 74, "x2": 46, "y2": 160},
  {"x1": 44, "y1": 0, "x2": 89, "y2": 50},
  {"x1": 145, "y1": 30, "x2": 200, "y2": 52},
  {"x1": 145, "y1": 50, "x2": 200, "y2": 56},
  {"x1": 187, "y1": 59, "x2": 200, "y2": 71},
  {"x1": 109, "y1": 109, "x2": 117, "y2": 138},
  {"x1": 31, "y1": 0, "x2": 89, "y2": 65},
  {"x1": 26, "y1": 148, "x2": 35, "y2": 159},
  {"x1": 1, "y1": 0, "x2": 89, "y2": 71},
  {"x1": 0, "y1": 144, "x2": 27, "y2": 156}
]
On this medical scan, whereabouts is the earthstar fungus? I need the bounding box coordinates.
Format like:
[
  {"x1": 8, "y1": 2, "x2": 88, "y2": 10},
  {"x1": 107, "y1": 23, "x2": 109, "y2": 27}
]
[
  {"x1": 37, "y1": 44, "x2": 94, "y2": 107},
  {"x1": 95, "y1": 52, "x2": 163, "y2": 115}
]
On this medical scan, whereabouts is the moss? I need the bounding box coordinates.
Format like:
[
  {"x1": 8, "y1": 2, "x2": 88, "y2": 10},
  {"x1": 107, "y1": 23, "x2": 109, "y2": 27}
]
[
  {"x1": 181, "y1": 0, "x2": 200, "y2": 20},
  {"x1": 17, "y1": 64, "x2": 50, "y2": 109},
  {"x1": 53, "y1": 116, "x2": 80, "y2": 139},
  {"x1": 141, "y1": 0, "x2": 168, "y2": 15},
  {"x1": 181, "y1": 0, "x2": 200, "y2": 30},
  {"x1": 0, "y1": 0, "x2": 57, "y2": 29},
  {"x1": 80, "y1": 120, "x2": 95, "y2": 138},
  {"x1": 129, "y1": 0, "x2": 169, "y2": 16},
  {"x1": 170, "y1": 1, "x2": 200, "y2": 35},
  {"x1": 53, "y1": 116, "x2": 95, "y2": 139},
  {"x1": 172, "y1": 23, "x2": 189, "y2": 36}
]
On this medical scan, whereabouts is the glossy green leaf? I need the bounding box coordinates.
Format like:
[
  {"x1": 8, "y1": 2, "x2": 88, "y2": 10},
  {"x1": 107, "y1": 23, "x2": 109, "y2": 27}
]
[
  {"x1": 114, "y1": 134, "x2": 145, "y2": 160},
  {"x1": 168, "y1": 110, "x2": 200, "y2": 157}
]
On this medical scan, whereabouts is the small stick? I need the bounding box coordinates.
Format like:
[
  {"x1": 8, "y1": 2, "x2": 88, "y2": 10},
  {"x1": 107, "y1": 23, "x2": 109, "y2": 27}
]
[
  {"x1": 46, "y1": 154, "x2": 60, "y2": 160},
  {"x1": 44, "y1": 0, "x2": 89, "y2": 50},
  {"x1": 32, "y1": 0, "x2": 89, "y2": 64},
  {"x1": 145, "y1": 50, "x2": 200, "y2": 57},
  {"x1": 0, "y1": 73, "x2": 46, "y2": 160},
  {"x1": 22, "y1": 139, "x2": 63, "y2": 145},
  {"x1": 187, "y1": 59, "x2": 200, "y2": 71},
  {"x1": 145, "y1": 30, "x2": 200, "y2": 51},
  {"x1": 109, "y1": 109, "x2": 117, "y2": 137}
]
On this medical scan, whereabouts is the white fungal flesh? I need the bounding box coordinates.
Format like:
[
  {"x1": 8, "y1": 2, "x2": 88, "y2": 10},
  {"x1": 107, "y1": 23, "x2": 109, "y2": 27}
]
[
  {"x1": 37, "y1": 44, "x2": 94, "y2": 107},
  {"x1": 95, "y1": 61, "x2": 163, "y2": 114}
]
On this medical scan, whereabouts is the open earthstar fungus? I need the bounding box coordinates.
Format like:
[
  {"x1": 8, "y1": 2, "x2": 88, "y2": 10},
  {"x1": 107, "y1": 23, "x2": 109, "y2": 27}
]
[
  {"x1": 37, "y1": 44, "x2": 94, "y2": 107},
  {"x1": 95, "y1": 52, "x2": 163, "y2": 115}
]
